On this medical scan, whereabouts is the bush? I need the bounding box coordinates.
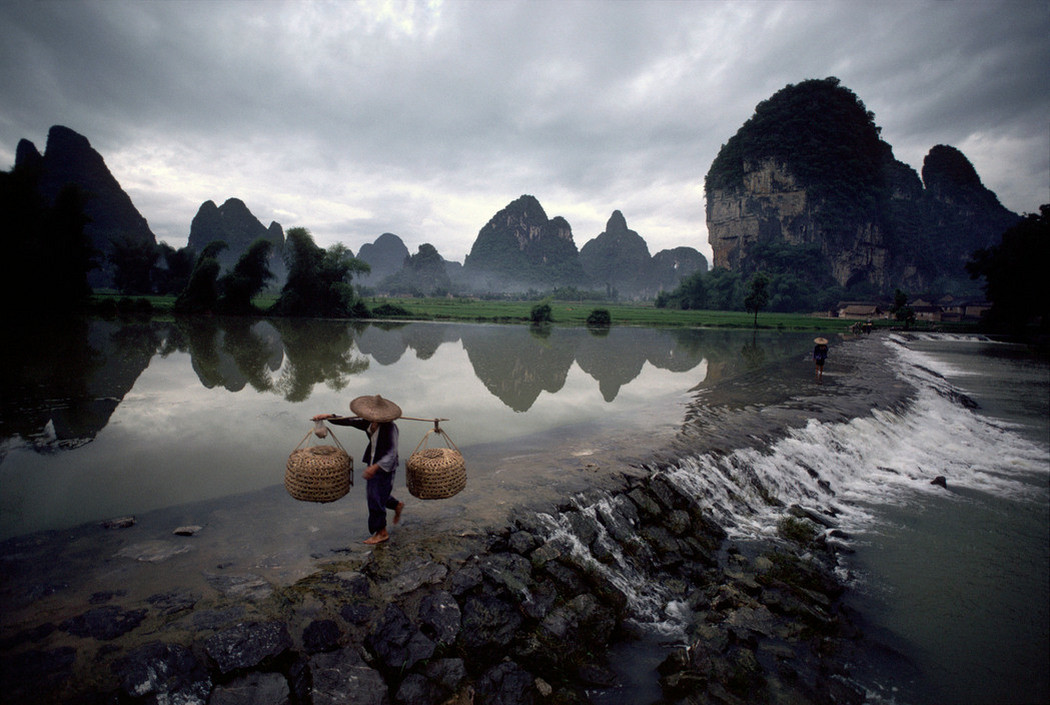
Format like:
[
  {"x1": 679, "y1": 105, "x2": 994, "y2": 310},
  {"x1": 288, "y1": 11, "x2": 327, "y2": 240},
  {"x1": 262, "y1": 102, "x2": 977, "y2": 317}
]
[
  {"x1": 372, "y1": 303, "x2": 412, "y2": 318},
  {"x1": 530, "y1": 301, "x2": 553, "y2": 323},
  {"x1": 586, "y1": 309, "x2": 611, "y2": 327}
]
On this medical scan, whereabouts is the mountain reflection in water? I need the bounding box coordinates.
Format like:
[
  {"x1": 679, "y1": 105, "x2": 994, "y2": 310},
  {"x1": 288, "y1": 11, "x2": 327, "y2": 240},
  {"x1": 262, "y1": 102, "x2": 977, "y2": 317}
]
[{"x1": 1, "y1": 316, "x2": 818, "y2": 539}]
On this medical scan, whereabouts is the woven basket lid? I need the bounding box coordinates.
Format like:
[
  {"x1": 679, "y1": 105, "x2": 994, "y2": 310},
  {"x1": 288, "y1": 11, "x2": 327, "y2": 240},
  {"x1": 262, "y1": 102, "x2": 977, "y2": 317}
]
[{"x1": 350, "y1": 394, "x2": 402, "y2": 422}]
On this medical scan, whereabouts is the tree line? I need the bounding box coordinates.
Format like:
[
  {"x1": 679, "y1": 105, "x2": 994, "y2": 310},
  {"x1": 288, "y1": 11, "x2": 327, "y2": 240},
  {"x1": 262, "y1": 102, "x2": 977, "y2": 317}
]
[{"x1": 3, "y1": 156, "x2": 1045, "y2": 331}]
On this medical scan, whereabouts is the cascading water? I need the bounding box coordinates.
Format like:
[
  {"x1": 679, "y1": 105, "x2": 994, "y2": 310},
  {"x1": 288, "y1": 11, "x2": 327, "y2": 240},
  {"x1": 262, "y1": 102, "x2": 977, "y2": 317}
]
[{"x1": 534, "y1": 333, "x2": 1049, "y2": 704}]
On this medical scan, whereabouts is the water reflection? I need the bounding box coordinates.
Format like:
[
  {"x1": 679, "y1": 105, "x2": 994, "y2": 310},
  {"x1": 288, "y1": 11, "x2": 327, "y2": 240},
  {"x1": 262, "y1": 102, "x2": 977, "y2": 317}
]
[
  {"x1": 1, "y1": 317, "x2": 815, "y2": 453},
  {"x1": 1, "y1": 317, "x2": 825, "y2": 539}
]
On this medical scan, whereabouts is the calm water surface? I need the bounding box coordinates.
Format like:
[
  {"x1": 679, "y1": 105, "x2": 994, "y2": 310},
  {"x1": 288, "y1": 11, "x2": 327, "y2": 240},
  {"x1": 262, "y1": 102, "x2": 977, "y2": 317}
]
[{"x1": 0, "y1": 317, "x2": 813, "y2": 539}]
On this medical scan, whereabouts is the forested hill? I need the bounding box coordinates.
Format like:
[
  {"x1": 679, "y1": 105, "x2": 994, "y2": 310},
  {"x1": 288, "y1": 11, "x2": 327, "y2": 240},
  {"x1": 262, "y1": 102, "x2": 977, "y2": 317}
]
[
  {"x1": 462, "y1": 194, "x2": 586, "y2": 292},
  {"x1": 705, "y1": 77, "x2": 1019, "y2": 296}
]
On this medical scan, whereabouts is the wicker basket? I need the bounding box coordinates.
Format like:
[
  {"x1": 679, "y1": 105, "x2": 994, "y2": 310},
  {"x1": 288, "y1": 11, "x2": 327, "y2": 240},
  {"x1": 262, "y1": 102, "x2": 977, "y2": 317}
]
[
  {"x1": 406, "y1": 428, "x2": 466, "y2": 500},
  {"x1": 285, "y1": 427, "x2": 352, "y2": 503}
]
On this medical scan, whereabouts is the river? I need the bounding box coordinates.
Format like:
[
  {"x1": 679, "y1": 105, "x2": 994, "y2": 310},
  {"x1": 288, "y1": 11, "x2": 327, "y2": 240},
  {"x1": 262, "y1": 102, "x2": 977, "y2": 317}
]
[{"x1": 1, "y1": 317, "x2": 1047, "y2": 703}]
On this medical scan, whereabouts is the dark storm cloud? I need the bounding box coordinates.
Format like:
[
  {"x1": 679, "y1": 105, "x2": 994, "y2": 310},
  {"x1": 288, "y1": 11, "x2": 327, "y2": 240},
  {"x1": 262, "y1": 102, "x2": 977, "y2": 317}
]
[{"x1": 1, "y1": 0, "x2": 1047, "y2": 262}]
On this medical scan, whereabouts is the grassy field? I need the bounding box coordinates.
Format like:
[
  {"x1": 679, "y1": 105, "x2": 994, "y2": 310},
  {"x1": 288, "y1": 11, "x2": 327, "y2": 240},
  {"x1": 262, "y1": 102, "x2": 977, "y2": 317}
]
[{"x1": 88, "y1": 291, "x2": 968, "y2": 333}]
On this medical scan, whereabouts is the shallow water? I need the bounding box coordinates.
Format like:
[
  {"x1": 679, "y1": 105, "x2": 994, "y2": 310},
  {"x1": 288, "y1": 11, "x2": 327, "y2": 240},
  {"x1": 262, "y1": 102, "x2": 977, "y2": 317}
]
[
  {"x1": 4, "y1": 318, "x2": 819, "y2": 540},
  {"x1": 2, "y1": 320, "x2": 1046, "y2": 704}
]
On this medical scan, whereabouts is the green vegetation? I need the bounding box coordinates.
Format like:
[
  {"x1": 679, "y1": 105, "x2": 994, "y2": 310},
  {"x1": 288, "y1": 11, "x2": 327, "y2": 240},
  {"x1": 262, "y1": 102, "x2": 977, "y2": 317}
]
[
  {"x1": 967, "y1": 204, "x2": 1050, "y2": 333},
  {"x1": 585, "y1": 308, "x2": 611, "y2": 328},
  {"x1": 530, "y1": 300, "x2": 553, "y2": 324},
  {"x1": 890, "y1": 288, "x2": 915, "y2": 330},
  {"x1": 272, "y1": 227, "x2": 370, "y2": 317},
  {"x1": 706, "y1": 77, "x2": 886, "y2": 233},
  {"x1": 743, "y1": 272, "x2": 771, "y2": 327}
]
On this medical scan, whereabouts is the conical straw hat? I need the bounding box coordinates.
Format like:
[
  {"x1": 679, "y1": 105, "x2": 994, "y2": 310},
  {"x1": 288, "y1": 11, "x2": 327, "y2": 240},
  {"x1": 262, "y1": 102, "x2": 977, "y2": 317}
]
[
  {"x1": 814, "y1": 337, "x2": 828, "y2": 345},
  {"x1": 350, "y1": 394, "x2": 402, "y2": 422}
]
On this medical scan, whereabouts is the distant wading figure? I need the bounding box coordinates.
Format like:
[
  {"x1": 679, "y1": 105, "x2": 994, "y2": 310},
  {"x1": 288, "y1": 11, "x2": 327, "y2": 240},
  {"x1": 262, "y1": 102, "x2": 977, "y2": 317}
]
[
  {"x1": 313, "y1": 394, "x2": 404, "y2": 545},
  {"x1": 813, "y1": 337, "x2": 829, "y2": 384}
]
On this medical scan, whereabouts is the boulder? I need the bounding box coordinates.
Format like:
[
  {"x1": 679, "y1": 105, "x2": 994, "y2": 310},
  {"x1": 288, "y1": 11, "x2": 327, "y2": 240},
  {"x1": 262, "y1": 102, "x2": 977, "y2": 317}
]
[
  {"x1": 203, "y1": 621, "x2": 293, "y2": 675},
  {"x1": 365, "y1": 604, "x2": 435, "y2": 673},
  {"x1": 114, "y1": 641, "x2": 210, "y2": 703},
  {"x1": 61, "y1": 605, "x2": 147, "y2": 641},
  {"x1": 418, "y1": 590, "x2": 461, "y2": 647},
  {"x1": 208, "y1": 671, "x2": 289, "y2": 705},
  {"x1": 310, "y1": 647, "x2": 389, "y2": 705}
]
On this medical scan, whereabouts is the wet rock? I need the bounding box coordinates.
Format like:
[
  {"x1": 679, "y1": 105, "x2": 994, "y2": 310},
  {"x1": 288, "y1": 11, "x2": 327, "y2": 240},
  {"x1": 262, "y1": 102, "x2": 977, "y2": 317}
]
[
  {"x1": 449, "y1": 561, "x2": 484, "y2": 596},
  {"x1": 99, "y1": 516, "x2": 135, "y2": 529},
  {"x1": 664, "y1": 509, "x2": 692, "y2": 536},
  {"x1": 595, "y1": 496, "x2": 639, "y2": 544},
  {"x1": 540, "y1": 561, "x2": 588, "y2": 598},
  {"x1": 203, "y1": 620, "x2": 293, "y2": 675},
  {"x1": 418, "y1": 590, "x2": 461, "y2": 647},
  {"x1": 479, "y1": 552, "x2": 533, "y2": 601},
  {"x1": 577, "y1": 662, "x2": 617, "y2": 688},
  {"x1": 340, "y1": 600, "x2": 377, "y2": 626},
  {"x1": 61, "y1": 604, "x2": 147, "y2": 640},
  {"x1": 147, "y1": 589, "x2": 200, "y2": 616},
  {"x1": 395, "y1": 673, "x2": 433, "y2": 705},
  {"x1": 459, "y1": 593, "x2": 522, "y2": 653},
  {"x1": 116, "y1": 539, "x2": 192, "y2": 562},
  {"x1": 210, "y1": 671, "x2": 290, "y2": 705},
  {"x1": 204, "y1": 571, "x2": 273, "y2": 601},
  {"x1": 538, "y1": 593, "x2": 616, "y2": 665},
  {"x1": 0, "y1": 622, "x2": 56, "y2": 651},
  {"x1": 475, "y1": 660, "x2": 536, "y2": 705},
  {"x1": 302, "y1": 618, "x2": 342, "y2": 654},
  {"x1": 114, "y1": 641, "x2": 210, "y2": 703},
  {"x1": 931, "y1": 475, "x2": 948, "y2": 488},
  {"x1": 520, "y1": 581, "x2": 558, "y2": 621},
  {"x1": 507, "y1": 530, "x2": 540, "y2": 555},
  {"x1": 788, "y1": 504, "x2": 836, "y2": 528},
  {"x1": 173, "y1": 524, "x2": 203, "y2": 536},
  {"x1": 424, "y1": 657, "x2": 467, "y2": 693},
  {"x1": 565, "y1": 509, "x2": 599, "y2": 547},
  {"x1": 190, "y1": 605, "x2": 246, "y2": 631},
  {"x1": 386, "y1": 557, "x2": 449, "y2": 597},
  {"x1": 89, "y1": 589, "x2": 126, "y2": 604},
  {"x1": 626, "y1": 487, "x2": 662, "y2": 520},
  {"x1": 334, "y1": 570, "x2": 373, "y2": 597},
  {"x1": 310, "y1": 647, "x2": 388, "y2": 705},
  {"x1": 366, "y1": 604, "x2": 435, "y2": 673}
]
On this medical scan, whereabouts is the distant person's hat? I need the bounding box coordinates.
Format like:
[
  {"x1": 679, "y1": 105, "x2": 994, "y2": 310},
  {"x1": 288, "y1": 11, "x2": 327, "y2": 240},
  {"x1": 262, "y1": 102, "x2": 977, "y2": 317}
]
[
  {"x1": 350, "y1": 394, "x2": 402, "y2": 422},
  {"x1": 814, "y1": 337, "x2": 828, "y2": 345}
]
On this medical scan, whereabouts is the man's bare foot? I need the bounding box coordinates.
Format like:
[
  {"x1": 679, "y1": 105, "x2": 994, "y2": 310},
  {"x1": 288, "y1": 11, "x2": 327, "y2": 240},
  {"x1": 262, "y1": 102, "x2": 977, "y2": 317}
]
[
  {"x1": 363, "y1": 529, "x2": 389, "y2": 545},
  {"x1": 393, "y1": 502, "x2": 404, "y2": 525}
]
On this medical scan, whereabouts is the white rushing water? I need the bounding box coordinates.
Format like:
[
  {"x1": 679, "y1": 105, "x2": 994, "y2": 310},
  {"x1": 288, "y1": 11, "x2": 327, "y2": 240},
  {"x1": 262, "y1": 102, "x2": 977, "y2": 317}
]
[
  {"x1": 669, "y1": 335, "x2": 1048, "y2": 540},
  {"x1": 539, "y1": 333, "x2": 1049, "y2": 704}
]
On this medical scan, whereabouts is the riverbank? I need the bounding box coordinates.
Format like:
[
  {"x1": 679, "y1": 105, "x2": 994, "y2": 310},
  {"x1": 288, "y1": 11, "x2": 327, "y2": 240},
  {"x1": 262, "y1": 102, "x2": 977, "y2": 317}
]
[{"x1": 0, "y1": 334, "x2": 913, "y2": 704}]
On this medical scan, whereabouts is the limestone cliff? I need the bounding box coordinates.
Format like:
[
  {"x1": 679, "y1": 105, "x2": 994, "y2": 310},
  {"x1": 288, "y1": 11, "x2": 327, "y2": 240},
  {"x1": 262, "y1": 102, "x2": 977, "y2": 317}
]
[{"x1": 705, "y1": 78, "x2": 1019, "y2": 295}]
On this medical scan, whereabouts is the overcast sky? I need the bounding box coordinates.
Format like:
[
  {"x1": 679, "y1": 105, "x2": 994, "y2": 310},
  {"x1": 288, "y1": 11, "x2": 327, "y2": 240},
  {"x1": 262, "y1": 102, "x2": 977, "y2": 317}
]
[{"x1": 1, "y1": 0, "x2": 1047, "y2": 263}]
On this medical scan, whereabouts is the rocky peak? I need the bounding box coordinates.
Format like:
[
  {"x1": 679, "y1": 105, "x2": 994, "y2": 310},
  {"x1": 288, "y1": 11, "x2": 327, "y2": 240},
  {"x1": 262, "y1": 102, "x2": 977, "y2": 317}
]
[
  {"x1": 16, "y1": 125, "x2": 157, "y2": 287},
  {"x1": 922, "y1": 144, "x2": 982, "y2": 194},
  {"x1": 704, "y1": 79, "x2": 1019, "y2": 295},
  {"x1": 14, "y1": 138, "x2": 43, "y2": 170},
  {"x1": 463, "y1": 195, "x2": 585, "y2": 291},
  {"x1": 187, "y1": 198, "x2": 284, "y2": 276},
  {"x1": 356, "y1": 232, "x2": 410, "y2": 283},
  {"x1": 579, "y1": 210, "x2": 652, "y2": 297}
]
